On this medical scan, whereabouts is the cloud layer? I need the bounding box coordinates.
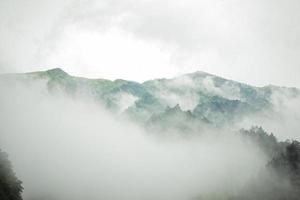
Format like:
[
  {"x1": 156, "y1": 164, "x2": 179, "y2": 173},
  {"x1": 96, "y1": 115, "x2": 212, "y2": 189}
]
[
  {"x1": 0, "y1": 79, "x2": 271, "y2": 200},
  {"x1": 1, "y1": 0, "x2": 300, "y2": 87}
]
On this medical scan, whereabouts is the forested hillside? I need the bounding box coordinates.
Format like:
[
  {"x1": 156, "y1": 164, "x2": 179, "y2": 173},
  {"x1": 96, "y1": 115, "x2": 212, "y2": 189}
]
[{"x1": 2, "y1": 68, "x2": 299, "y2": 131}]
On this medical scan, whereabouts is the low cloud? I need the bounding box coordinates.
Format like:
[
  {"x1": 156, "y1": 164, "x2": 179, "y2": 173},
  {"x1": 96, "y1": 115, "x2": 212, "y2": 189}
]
[
  {"x1": 237, "y1": 87, "x2": 300, "y2": 140},
  {"x1": 0, "y1": 80, "x2": 274, "y2": 200}
]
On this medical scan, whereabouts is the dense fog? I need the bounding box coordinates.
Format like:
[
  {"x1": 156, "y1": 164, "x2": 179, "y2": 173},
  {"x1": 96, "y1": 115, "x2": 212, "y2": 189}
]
[{"x1": 0, "y1": 80, "x2": 286, "y2": 200}]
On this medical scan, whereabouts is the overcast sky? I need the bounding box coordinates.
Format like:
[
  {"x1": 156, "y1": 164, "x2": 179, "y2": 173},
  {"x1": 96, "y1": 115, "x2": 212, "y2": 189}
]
[{"x1": 0, "y1": 0, "x2": 300, "y2": 87}]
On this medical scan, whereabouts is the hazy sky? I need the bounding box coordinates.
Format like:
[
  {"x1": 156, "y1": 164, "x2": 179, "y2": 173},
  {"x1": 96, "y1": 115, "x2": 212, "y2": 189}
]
[{"x1": 0, "y1": 0, "x2": 300, "y2": 87}]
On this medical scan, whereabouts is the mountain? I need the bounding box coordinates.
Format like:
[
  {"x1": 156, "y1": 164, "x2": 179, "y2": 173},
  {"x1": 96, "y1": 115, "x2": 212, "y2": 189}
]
[
  {"x1": 146, "y1": 104, "x2": 210, "y2": 134},
  {"x1": 1, "y1": 68, "x2": 299, "y2": 131}
]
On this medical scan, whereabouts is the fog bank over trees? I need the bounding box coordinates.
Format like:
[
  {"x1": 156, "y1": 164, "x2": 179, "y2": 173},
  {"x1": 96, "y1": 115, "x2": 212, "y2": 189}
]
[{"x1": 0, "y1": 78, "x2": 299, "y2": 200}]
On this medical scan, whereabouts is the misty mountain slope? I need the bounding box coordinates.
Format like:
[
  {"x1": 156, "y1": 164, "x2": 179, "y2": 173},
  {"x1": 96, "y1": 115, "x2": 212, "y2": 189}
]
[
  {"x1": 146, "y1": 104, "x2": 210, "y2": 134},
  {"x1": 1, "y1": 68, "x2": 299, "y2": 130},
  {"x1": 27, "y1": 68, "x2": 150, "y2": 111},
  {"x1": 236, "y1": 127, "x2": 300, "y2": 200},
  {"x1": 1, "y1": 73, "x2": 300, "y2": 200}
]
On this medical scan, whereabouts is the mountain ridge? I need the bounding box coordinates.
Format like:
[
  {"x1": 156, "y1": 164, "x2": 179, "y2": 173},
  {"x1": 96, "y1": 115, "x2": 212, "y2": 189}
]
[
  {"x1": 2, "y1": 67, "x2": 298, "y2": 90},
  {"x1": 1, "y1": 68, "x2": 299, "y2": 132}
]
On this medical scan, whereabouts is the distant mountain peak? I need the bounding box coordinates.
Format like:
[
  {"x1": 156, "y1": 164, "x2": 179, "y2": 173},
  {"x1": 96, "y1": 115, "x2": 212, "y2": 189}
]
[
  {"x1": 180, "y1": 70, "x2": 222, "y2": 81},
  {"x1": 23, "y1": 68, "x2": 70, "y2": 80},
  {"x1": 46, "y1": 68, "x2": 68, "y2": 75},
  {"x1": 194, "y1": 70, "x2": 213, "y2": 75},
  {"x1": 186, "y1": 70, "x2": 214, "y2": 76}
]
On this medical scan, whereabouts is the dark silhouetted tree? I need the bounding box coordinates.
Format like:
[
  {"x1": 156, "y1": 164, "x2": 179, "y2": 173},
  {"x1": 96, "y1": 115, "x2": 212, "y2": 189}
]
[{"x1": 0, "y1": 149, "x2": 23, "y2": 200}]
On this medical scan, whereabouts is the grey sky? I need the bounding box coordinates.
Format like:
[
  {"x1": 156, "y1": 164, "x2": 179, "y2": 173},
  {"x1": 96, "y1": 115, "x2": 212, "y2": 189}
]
[{"x1": 1, "y1": 0, "x2": 300, "y2": 87}]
